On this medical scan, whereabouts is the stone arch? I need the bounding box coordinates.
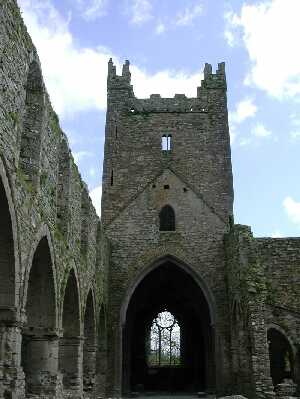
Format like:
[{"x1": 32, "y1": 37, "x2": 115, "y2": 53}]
[
  {"x1": 121, "y1": 254, "x2": 217, "y2": 327},
  {"x1": 0, "y1": 156, "x2": 20, "y2": 311},
  {"x1": 59, "y1": 268, "x2": 83, "y2": 395},
  {"x1": 21, "y1": 235, "x2": 58, "y2": 396},
  {"x1": 95, "y1": 304, "x2": 107, "y2": 396},
  {"x1": 267, "y1": 325, "x2": 295, "y2": 386},
  {"x1": 120, "y1": 254, "x2": 216, "y2": 395},
  {"x1": 21, "y1": 224, "x2": 57, "y2": 316},
  {"x1": 83, "y1": 288, "x2": 97, "y2": 393},
  {"x1": 19, "y1": 60, "x2": 45, "y2": 188}
]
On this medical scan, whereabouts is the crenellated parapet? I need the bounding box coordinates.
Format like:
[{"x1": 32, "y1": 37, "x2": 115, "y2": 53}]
[{"x1": 107, "y1": 59, "x2": 226, "y2": 115}]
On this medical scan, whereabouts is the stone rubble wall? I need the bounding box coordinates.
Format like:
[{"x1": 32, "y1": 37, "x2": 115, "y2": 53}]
[{"x1": 0, "y1": 1, "x2": 109, "y2": 397}]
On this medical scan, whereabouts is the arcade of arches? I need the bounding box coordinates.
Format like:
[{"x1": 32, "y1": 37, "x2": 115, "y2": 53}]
[{"x1": 1, "y1": 169, "x2": 300, "y2": 397}]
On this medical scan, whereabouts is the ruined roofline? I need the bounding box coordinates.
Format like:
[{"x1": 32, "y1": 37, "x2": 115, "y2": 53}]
[{"x1": 107, "y1": 58, "x2": 227, "y2": 103}]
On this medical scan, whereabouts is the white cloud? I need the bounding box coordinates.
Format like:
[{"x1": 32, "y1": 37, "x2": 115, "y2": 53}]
[
  {"x1": 155, "y1": 22, "x2": 166, "y2": 35},
  {"x1": 290, "y1": 131, "x2": 300, "y2": 140},
  {"x1": 131, "y1": 66, "x2": 202, "y2": 99},
  {"x1": 18, "y1": 0, "x2": 112, "y2": 117},
  {"x1": 18, "y1": 0, "x2": 203, "y2": 119},
  {"x1": 90, "y1": 185, "x2": 102, "y2": 217},
  {"x1": 239, "y1": 137, "x2": 252, "y2": 147},
  {"x1": 225, "y1": 0, "x2": 300, "y2": 99},
  {"x1": 283, "y1": 196, "x2": 300, "y2": 225},
  {"x1": 252, "y1": 123, "x2": 271, "y2": 138},
  {"x1": 290, "y1": 113, "x2": 300, "y2": 127},
  {"x1": 76, "y1": 0, "x2": 107, "y2": 20},
  {"x1": 224, "y1": 10, "x2": 242, "y2": 48},
  {"x1": 175, "y1": 3, "x2": 203, "y2": 27},
  {"x1": 229, "y1": 98, "x2": 257, "y2": 124},
  {"x1": 127, "y1": 0, "x2": 153, "y2": 26},
  {"x1": 73, "y1": 150, "x2": 93, "y2": 163},
  {"x1": 89, "y1": 167, "x2": 97, "y2": 177},
  {"x1": 271, "y1": 230, "x2": 283, "y2": 238}
]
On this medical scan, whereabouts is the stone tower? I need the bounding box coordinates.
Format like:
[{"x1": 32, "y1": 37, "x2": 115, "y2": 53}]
[{"x1": 102, "y1": 59, "x2": 235, "y2": 396}]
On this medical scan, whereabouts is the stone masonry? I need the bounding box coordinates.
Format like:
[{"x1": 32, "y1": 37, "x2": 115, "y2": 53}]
[{"x1": 1, "y1": 1, "x2": 300, "y2": 399}]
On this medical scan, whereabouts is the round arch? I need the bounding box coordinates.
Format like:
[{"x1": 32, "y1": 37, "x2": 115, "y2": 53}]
[
  {"x1": 120, "y1": 254, "x2": 217, "y2": 395},
  {"x1": 267, "y1": 324, "x2": 296, "y2": 358},
  {"x1": 267, "y1": 325, "x2": 295, "y2": 386}
]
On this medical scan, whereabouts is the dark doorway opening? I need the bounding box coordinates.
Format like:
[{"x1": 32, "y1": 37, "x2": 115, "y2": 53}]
[
  {"x1": 268, "y1": 328, "x2": 294, "y2": 386},
  {"x1": 123, "y1": 260, "x2": 214, "y2": 395}
]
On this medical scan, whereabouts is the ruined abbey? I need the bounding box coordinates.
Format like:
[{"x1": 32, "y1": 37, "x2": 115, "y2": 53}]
[{"x1": 1, "y1": 1, "x2": 300, "y2": 399}]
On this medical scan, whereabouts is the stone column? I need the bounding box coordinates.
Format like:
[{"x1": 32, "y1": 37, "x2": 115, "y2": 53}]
[
  {"x1": 59, "y1": 336, "x2": 84, "y2": 398},
  {"x1": 83, "y1": 342, "x2": 97, "y2": 394},
  {"x1": 0, "y1": 307, "x2": 25, "y2": 398},
  {"x1": 22, "y1": 329, "x2": 62, "y2": 397},
  {"x1": 248, "y1": 299, "x2": 275, "y2": 399}
]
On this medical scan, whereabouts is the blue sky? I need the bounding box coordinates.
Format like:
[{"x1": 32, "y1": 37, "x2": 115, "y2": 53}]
[{"x1": 18, "y1": 0, "x2": 300, "y2": 237}]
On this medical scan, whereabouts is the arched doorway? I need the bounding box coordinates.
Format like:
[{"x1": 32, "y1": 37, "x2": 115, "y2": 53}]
[
  {"x1": 268, "y1": 328, "x2": 294, "y2": 386},
  {"x1": 83, "y1": 290, "x2": 96, "y2": 393},
  {"x1": 21, "y1": 236, "x2": 57, "y2": 395},
  {"x1": 122, "y1": 259, "x2": 215, "y2": 395},
  {"x1": 59, "y1": 269, "x2": 82, "y2": 395}
]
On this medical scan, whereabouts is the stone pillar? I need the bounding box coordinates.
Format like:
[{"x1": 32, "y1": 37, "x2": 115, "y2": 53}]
[
  {"x1": 22, "y1": 329, "x2": 62, "y2": 397},
  {"x1": 0, "y1": 307, "x2": 25, "y2": 398},
  {"x1": 248, "y1": 300, "x2": 274, "y2": 399},
  {"x1": 59, "y1": 336, "x2": 84, "y2": 398},
  {"x1": 95, "y1": 340, "x2": 107, "y2": 398},
  {"x1": 83, "y1": 342, "x2": 97, "y2": 394}
]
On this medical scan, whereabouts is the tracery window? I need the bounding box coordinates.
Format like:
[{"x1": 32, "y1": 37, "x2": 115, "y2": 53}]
[{"x1": 148, "y1": 311, "x2": 181, "y2": 367}]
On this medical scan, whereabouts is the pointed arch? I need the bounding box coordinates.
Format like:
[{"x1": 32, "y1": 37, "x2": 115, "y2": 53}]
[
  {"x1": 121, "y1": 255, "x2": 216, "y2": 327},
  {"x1": 83, "y1": 289, "x2": 97, "y2": 393},
  {"x1": 59, "y1": 268, "x2": 82, "y2": 393},
  {"x1": 120, "y1": 255, "x2": 216, "y2": 394},
  {"x1": 159, "y1": 205, "x2": 175, "y2": 231},
  {"x1": 61, "y1": 268, "x2": 81, "y2": 337},
  {"x1": 0, "y1": 158, "x2": 19, "y2": 311},
  {"x1": 21, "y1": 224, "x2": 58, "y2": 316},
  {"x1": 21, "y1": 235, "x2": 57, "y2": 395},
  {"x1": 19, "y1": 60, "x2": 45, "y2": 187}
]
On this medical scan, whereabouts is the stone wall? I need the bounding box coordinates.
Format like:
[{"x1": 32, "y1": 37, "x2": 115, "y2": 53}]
[{"x1": 0, "y1": 1, "x2": 108, "y2": 397}]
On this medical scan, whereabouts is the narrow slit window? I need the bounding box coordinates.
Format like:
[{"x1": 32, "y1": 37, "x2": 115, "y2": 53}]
[
  {"x1": 159, "y1": 205, "x2": 175, "y2": 231},
  {"x1": 161, "y1": 135, "x2": 168, "y2": 151},
  {"x1": 110, "y1": 170, "x2": 114, "y2": 186},
  {"x1": 167, "y1": 135, "x2": 172, "y2": 150}
]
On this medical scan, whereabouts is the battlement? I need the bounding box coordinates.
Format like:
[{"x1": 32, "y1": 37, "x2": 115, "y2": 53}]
[{"x1": 107, "y1": 59, "x2": 226, "y2": 114}]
